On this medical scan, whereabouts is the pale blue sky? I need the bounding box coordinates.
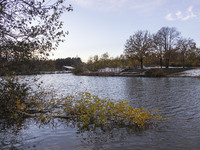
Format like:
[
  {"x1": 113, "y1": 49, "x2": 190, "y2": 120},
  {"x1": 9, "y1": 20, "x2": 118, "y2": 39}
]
[{"x1": 50, "y1": 0, "x2": 200, "y2": 62}]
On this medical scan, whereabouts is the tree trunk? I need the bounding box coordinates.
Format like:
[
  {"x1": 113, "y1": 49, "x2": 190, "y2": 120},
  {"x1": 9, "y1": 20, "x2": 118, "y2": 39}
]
[
  {"x1": 182, "y1": 55, "x2": 185, "y2": 68},
  {"x1": 165, "y1": 59, "x2": 169, "y2": 68},
  {"x1": 140, "y1": 58, "x2": 143, "y2": 69},
  {"x1": 160, "y1": 58, "x2": 163, "y2": 68}
]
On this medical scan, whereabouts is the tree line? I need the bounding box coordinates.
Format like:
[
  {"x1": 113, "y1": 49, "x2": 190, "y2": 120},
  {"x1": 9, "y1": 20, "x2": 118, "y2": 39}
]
[
  {"x1": 0, "y1": 57, "x2": 83, "y2": 75},
  {"x1": 83, "y1": 27, "x2": 200, "y2": 72},
  {"x1": 86, "y1": 53, "x2": 127, "y2": 72},
  {"x1": 124, "y1": 27, "x2": 200, "y2": 69}
]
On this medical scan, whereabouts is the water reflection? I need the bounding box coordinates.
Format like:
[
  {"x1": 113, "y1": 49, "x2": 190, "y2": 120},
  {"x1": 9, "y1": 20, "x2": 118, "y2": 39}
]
[
  {"x1": 0, "y1": 118, "x2": 31, "y2": 150},
  {"x1": 0, "y1": 118, "x2": 152, "y2": 150}
]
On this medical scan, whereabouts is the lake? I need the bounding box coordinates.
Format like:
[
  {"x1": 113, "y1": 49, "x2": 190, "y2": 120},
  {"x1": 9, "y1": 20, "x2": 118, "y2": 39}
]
[{"x1": 1, "y1": 74, "x2": 200, "y2": 150}]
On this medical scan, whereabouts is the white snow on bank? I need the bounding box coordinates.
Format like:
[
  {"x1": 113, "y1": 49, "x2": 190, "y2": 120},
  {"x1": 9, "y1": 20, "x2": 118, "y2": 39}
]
[
  {"x1": 98, "y1": 67, "x2": 122, "y2": 73},
  {"x1": 97, "y1": 67, "x2": 200, "y2": 77},
  {"x1": 180, "y1": 68, "x2": 200, "y2": 77}
]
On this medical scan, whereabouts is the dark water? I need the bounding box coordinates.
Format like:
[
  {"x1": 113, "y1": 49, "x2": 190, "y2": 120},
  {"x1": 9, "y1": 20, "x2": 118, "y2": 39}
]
[{"x1": 1, "y1": 74, "x2": 200, "y2": 150}]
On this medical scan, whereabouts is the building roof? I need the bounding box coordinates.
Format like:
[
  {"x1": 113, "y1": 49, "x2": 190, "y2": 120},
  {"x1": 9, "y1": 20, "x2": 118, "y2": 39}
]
[{"x1": 63, "y1": 66, "x2": 75, "y2": 70}]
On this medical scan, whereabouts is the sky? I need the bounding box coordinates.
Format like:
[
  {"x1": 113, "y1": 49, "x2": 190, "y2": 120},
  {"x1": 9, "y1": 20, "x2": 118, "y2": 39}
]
[{"x1": 50, "y1": 0, "x2": 200, "y2": 62}]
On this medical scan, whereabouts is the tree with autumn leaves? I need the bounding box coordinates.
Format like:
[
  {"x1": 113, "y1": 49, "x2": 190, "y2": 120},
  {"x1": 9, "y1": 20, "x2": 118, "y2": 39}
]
[{"x1": 0, "y1": 0, "x2": 72, "y2": 74}]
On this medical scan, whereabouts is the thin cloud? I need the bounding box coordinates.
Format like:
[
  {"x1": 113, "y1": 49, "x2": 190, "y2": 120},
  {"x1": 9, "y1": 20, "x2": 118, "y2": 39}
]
[
  {"x1": 130, "y1": 0, "x2": 164, "y2": 12},
  {"x1": 165, "y1": 13, "x2": 175, "y2": 21},
  {"x1": 166, "y1": 6, "x2": 197, "y2": 21},
  {"x1": 176, "y1": 11, "x2": 182, "y2": 19},
  {"x1": 71, "y1": 0, "x2": 165, "y2": 12}
]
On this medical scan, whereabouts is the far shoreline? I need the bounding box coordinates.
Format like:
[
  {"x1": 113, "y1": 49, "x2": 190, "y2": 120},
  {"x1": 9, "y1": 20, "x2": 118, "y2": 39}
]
[
  {"x1": 77, "y1": 68, "x2": 200, "y2": 78},
  {"x1": 3, "y1": 68, "x2": 200, "y2": 78}
]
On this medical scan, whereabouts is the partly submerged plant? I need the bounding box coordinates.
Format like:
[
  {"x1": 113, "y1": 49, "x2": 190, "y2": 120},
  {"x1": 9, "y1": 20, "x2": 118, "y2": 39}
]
[
  {"x1": 0, "y1": 73, "x2": 58, "y2": 124},
  {"x1": 0, "y1": 73, "x2": 29, "y2": 117},
  {"x1": 63, "y1": 92, "x2": 170, "y2": 128},
  {"x1": 0, "y1": 74, "x2": 169, "y2": 130}
]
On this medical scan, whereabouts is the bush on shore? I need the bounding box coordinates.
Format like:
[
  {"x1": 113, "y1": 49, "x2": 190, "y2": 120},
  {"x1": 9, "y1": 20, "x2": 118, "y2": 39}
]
[{"x1": 144, "y1": 69, "x2": 166, "y2": 77}]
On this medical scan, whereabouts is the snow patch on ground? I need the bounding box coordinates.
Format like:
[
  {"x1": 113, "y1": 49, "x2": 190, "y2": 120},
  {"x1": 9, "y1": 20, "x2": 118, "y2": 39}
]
[
  {"x1": 180, "y1": 68, "x2": 200, "y2": 77},
  {"x1": 98, "y1": 67, "x2": 122, "y2": 73}
]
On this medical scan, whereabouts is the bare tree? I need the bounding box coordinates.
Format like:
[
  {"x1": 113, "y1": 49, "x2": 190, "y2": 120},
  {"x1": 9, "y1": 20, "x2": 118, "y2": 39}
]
[
  {"x1": 177, "y1": 38, "x2": 196, "y2": 68},
  {"x1": 156, "y1": 27, "x2": 180, "y2": 68},
  {"x1": 153, "y1": 34, "x2": 164, "y2": 68},
  {"x1": 124, "y1": 30, "x2": 153, "y2": 69}
]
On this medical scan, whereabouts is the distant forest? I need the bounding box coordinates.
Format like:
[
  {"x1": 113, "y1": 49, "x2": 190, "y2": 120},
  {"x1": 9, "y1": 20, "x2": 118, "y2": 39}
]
[{"x1": 0, "y1": 57, "x2": 83, "y2": 75}]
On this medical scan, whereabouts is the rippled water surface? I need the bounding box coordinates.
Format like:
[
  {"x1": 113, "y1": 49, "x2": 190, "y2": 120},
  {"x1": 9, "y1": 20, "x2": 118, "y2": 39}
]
[{"x1": 1, "y1": 74, "x2": 200, "y2": 150}]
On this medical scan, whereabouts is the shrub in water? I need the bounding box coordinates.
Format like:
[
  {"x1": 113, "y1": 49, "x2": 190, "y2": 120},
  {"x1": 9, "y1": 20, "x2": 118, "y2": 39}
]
[
  {"x1": 0, "y1": 74, "x2": 29, "y2": 118},
  {"x1": 63, "y1": 92, "x2": 169, "y2": 128},
  {"x1": 0, "y1": 74, "x2": 169, "y2": 129}
]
